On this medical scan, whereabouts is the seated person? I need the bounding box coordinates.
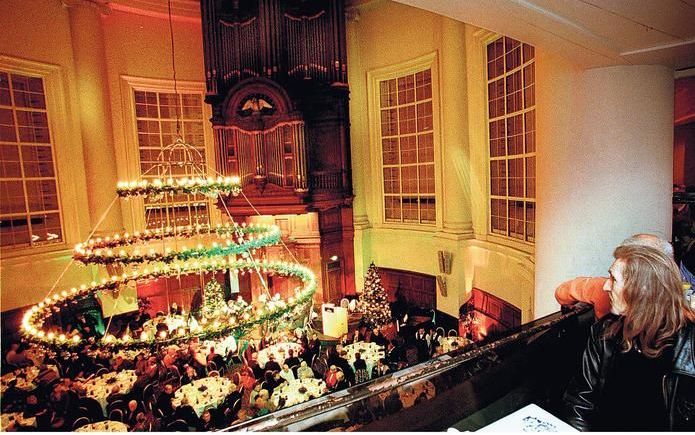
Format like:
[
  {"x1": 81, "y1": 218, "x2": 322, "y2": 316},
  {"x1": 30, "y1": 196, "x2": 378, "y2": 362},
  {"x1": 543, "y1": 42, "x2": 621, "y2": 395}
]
[
  {"x1": 170, "y1": 302, "x2": 182, "y2": 316},
  {"x1": 172, "y1": 396, "x2": 200, "y2": 429},
  {"x1": 562, "y1": 244, "x2": 695, "y2": 431},
  {"x1": 279, "y1": 364, "x2": 295, "y2": 383},
  {"x1": 263, "y1": 354, "x2": 281, "y2": 373},
  {"x1": 5, "y1": 343, "x2": 32, "y2": 368},
  {"x1": 200, "y1": 410, "x2": 216, "y2": 431},
  {"x1": 106, "y1": 385, "x2": 128, "y2": 405},
  {"x1": 296, "y1": 360, "x2": 314, "y2": 379},
  {"x1": 371, "y1": 358, "x2": 390, "y2": 378},
  {"x1": 284, "y1": 349, "x2": 300, "y2": 369},
  {"x1": 156, "y1": 384, "x2": 175, "y2": 417},
  {"x1": 180, "y1": 364, "x2": 197, "y2": 386},
  {"x1": 125, "y1": 400, "x2": 144, "y2": 427},
  {"x1": 325, "y1": 365, "x2": 340, "y2": 390},
  {"x1": 333, "y1": 370, "x2": 350, "y2": 391},
  {"x1": 555, "y1": 233, "x2": 676, "y2": 319}
]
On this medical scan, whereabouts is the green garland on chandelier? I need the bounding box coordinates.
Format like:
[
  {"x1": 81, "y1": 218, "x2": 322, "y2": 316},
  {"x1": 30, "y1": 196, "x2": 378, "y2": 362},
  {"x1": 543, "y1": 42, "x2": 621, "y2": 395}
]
[{"x1": 73, "y1": 225, "x2": 281, "y2": 266}]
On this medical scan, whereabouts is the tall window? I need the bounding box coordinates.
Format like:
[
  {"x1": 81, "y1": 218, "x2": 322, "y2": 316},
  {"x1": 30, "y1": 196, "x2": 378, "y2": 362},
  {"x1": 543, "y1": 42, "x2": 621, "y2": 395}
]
[
  {"x1": 487, "y1": 37, "x2": 535, "y2": 243},
  {"x1": 0, "y1": 71, "x2": 62, "y2": 248},
  {"x1": 380, "y1": 69, "x2": 435, "y2": 224},
  {"x1": 133, "y1": 90, "x2": 209, "y2": 229}
]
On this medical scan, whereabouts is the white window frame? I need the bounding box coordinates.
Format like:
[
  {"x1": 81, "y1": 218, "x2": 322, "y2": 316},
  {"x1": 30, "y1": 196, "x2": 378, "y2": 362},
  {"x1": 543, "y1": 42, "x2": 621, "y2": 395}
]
[
  {"x1": 0, "y1": 55, "x2": 85, "y2": 256},
  {"x1": 119, "y1": 75, "x2": 219, "y2": 232},
  {"x1": 366, "y1": 52, "x2": 443, "y2": 231},
  {"x1": 485, "y1": 37, "x2": 536, "y2": 246}
]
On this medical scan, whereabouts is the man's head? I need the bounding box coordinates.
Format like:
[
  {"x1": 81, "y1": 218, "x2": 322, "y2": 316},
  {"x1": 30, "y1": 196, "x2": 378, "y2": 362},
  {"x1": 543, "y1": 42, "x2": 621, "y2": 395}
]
[
  {"x1": 300, "y1": 361, "x2": 307, "y2": 367},
  {"x1": 26, "y1": 395, "x2": 37, "y2": 405},
  {"x1": 111, "y1": 385, "x2": 121, "y2": 394},
  {"x1": 164, "y1": 384, "x2": 173, "y2": 395},
  {"x1": 604, "y1": 244, "x2": 693, "y2": 356},
  {"x1": 620, "y1": 233, "x2": 674, "y2": 258},
  {"x1": 128, "y1": 400, "x2": 137, "y2": 412}
]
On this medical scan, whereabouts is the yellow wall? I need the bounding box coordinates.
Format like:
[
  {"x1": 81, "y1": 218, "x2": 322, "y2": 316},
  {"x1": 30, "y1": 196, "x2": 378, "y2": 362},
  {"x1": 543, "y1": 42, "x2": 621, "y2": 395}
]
[
  {"x1": 0, "y1": 1, "x2": 208, "y2": 312},
  {"x1": 348, "y1": 1, "x2": 535, "y2": 321}
]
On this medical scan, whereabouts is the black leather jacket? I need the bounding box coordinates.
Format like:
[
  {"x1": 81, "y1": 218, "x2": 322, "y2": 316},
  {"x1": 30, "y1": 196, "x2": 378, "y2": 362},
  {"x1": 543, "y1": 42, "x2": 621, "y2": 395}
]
[{"x1": 563, "y1": 315, "x2": 695, "y2": 431}]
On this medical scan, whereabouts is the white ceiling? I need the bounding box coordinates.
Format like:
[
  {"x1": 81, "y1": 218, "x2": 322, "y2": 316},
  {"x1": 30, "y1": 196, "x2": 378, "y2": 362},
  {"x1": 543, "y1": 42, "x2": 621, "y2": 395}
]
[
  {"x1": 107, "y1": 0, "x2": 695, "y2": 70},
  {"x1": 393, "y1": 0, "x2": 695, "y2": 70}
]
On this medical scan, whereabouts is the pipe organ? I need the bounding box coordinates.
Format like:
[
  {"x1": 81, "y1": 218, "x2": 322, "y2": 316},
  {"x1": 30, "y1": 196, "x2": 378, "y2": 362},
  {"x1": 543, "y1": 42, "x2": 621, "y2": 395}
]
[{"x1": 201, "y1": 0, "x2": 355, "y2": 300}]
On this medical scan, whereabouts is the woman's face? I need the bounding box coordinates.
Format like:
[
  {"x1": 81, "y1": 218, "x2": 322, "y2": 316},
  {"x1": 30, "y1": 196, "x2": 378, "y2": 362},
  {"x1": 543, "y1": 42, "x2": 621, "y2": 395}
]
[{"x1": 604, "y1": 259, "x2": 628, "y2": 315}]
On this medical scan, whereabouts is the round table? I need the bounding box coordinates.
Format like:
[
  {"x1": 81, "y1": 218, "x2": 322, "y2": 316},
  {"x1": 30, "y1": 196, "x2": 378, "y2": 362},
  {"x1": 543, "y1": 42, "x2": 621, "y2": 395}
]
[
  {"x1": 201, "y1": 334, "x2": 237, "y2": 357},
  {"x1": 256, "y1": 342, "x2": 303, "y2": 369},
  {"x1": 343, "y1": 342, "x2": 384, "y2": 379},
  {"x1": 0, "y1": 364, "x2": 56, "y2": 395},
  {"x1": 83, "y1": 370, "x2": 137, "y2": 414},
  {"x1": 172, "y1": 376, "x2": 236, "y2": 417},
  {"x1": 440, "y1": 336, "x2": 471, "y2": 353},
  {"x1": 142, "y1": 314, "x2": 188, "y2": 335},
  {"x1": 1, "y1": 412, "x2": 36, "y2": 431},
  {"x1": 75, "y1": 420, "x2": 129, "y2": 432},
  {"x1": 270, "y1": 378, "x2": 327, "y2": 409}
]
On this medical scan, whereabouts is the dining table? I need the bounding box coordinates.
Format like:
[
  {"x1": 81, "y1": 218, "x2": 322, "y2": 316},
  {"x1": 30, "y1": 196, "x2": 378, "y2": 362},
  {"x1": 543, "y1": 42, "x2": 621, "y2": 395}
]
[
  {"x1": 74, "y1": 420, "x2": 129, "y2": 432},
  {"x1": 172, "y1": 376, "x2": 237, "y2": 417},
  {"x1": 82, "y1": 370, "x2": 138, "y2": 414},
  {"x1": 439, "y1": 336, "x2": 471, "y2": 353},
  {"x1": 270, "y1": 378, "x2": 327, "y2": 410},
  {"x1": 343, "y1": 341, "x2": 385, "y2": 379},
  {"x1": 0, "y1": 364, "x2": 57, "y2": 395},
  {"x1": 0, "y1": 412, "x2": 37, "y2": 431},
  {"x1": 256, "y1": 342, "x2": 303, "y2": 369}
]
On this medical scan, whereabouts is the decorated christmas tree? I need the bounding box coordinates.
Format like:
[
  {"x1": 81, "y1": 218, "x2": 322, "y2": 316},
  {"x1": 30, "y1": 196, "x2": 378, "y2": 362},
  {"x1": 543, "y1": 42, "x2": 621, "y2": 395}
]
[
  {"x1": 359, "y1": 262, "x2": 392, "y2": 328},
  {"x1": 202, "y1": 279, "x2": 226, "y2": 318}
]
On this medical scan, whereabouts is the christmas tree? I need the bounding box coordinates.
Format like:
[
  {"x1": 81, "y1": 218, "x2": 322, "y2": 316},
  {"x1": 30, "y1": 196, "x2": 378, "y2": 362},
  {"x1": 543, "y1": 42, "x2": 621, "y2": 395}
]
[
  {"x1": 202, "y1": 279, "x2": 226, "y2": 318},
  {"x1": 359, "y1": 262, "x2": 392, "y2": 328}
]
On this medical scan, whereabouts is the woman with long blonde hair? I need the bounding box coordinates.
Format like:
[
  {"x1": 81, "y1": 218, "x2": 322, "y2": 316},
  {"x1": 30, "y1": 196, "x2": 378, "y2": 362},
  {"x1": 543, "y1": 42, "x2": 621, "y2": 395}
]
[{"x1": 563, "y1": 244, "x2": 695, "y2": 431}]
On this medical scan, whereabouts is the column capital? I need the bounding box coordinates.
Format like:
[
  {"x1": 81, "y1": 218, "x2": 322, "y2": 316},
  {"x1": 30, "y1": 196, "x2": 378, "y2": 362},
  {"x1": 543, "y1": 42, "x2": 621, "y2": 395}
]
[{"x1": 61, "y1": 0, "x2": 111, "y2": 15}]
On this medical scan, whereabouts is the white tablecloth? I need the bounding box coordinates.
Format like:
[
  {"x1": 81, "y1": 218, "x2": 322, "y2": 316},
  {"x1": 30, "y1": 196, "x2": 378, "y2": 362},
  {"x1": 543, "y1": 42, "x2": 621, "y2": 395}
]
[
  {"x1": 0, "y1": 364, "x2": 56, "y2": 394},
  {"x1": 440, "y1": 336, "x2": 471, "y2": 353},
  {"x1": 75, "y1": 420, "x2": 129, "y2": 432},
  {"x1": 172, "y1": 376, "x2": 236, "y2": 417},
  {"x1": 270, "y1": 378, "x2": 327, "y2": 409},
  {"x1": 201, "y1": 334, "x2": 237, "y2": 357},
  {"x1": 83, "y1": 370, "x2": 137, "y2": 414},
  {"x1": 142, "y1": 314, "x2": 188, "y2": 334},
  {"x1": 257, "y1": 342, "x2": 303, "y2": 369},
  {"x1": 343, "y1": 342, "x2": 384, "y2": 379},
  {"x1": 1, "y1": 413, "x2": 36, "y2": 431}
]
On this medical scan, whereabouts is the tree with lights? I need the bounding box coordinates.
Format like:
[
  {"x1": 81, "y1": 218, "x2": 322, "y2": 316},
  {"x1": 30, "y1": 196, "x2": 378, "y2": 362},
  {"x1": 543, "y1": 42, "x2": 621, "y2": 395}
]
[
  {"x1": 202, "y1": 279, "x2": 226, "y2": 318},
  {"x1": 359, "y1": 262, "x2": 392, "y2": 328}
]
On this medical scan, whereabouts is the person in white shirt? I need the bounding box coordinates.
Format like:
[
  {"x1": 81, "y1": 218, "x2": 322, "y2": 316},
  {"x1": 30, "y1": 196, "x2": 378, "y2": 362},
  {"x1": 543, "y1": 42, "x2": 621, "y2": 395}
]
[{"x1": 279, "y1": 364, "x2": 295, "y2": 383}]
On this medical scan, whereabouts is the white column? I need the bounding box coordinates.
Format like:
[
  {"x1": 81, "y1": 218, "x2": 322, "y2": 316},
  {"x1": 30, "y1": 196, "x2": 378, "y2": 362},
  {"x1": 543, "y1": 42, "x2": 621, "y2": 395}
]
[
  {"x1": 535, "y1": 64, "x2": 674, "y2": 317},
  {"x1": 65, "y1": 0, "x2": 123, "y2": 233}
]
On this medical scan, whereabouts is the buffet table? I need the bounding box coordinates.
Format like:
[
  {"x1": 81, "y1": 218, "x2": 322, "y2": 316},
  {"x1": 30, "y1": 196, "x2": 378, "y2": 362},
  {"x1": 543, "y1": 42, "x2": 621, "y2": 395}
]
[
  {"x1": 343, "y1": 342, "x2": 384, "y2": 379},
  {"x1": 257, "y1": 342, "x2": 303, "y2": 369},
  {"x1": 75, "y1": 420, "x2": 129, "y2": 432},
  {"x1": 172, "y1": 376, "x2": 236, "y2": 417},
  {"x1": 270, "y1": 378, "x2": 327, "y2": 409},
  {"x1": 82, "y1": 370, "x2": 138, "y2": 414}
]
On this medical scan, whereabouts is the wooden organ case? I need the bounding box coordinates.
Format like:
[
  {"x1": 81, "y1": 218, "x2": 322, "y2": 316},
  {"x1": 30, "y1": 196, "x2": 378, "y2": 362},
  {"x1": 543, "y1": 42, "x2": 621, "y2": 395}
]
[{"x1": 201, "y1": 0, "x2": 355, "y2": 301}]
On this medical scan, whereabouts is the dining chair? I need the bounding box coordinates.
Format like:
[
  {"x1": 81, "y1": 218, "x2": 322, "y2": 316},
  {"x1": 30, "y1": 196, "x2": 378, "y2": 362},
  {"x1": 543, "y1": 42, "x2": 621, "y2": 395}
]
[
  {"x1": 72, "y1": 416, "x2": 91, "y2": 430},
  {"x1": 108, "y1": 408, "x2": 124, "y2": 423}
]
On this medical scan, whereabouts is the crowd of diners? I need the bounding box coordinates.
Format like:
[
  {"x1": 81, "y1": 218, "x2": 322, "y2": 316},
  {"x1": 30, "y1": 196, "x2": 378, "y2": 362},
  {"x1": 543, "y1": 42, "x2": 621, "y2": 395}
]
[{"x1": 2, "y1": 315, "x2": 469, "y2": 432}]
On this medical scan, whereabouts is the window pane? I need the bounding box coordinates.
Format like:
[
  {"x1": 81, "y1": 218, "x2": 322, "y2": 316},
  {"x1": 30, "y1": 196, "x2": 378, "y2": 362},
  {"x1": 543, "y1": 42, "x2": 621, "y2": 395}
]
[
  {"x1": 133, "y1": 88, "x2": 210, "y2": 228},
  {"x1": 382, "y1": 138, "x2": 399, "y2": 165},
  {"x1": 379, "y1": 68, "x2": 435, "y2": 225},
  {"x1": 486, "y1": 37, "x2": 535, "y2": 243},
  {"x1": 0, "y1": 72, "x2": 62, "y2": 247}
]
